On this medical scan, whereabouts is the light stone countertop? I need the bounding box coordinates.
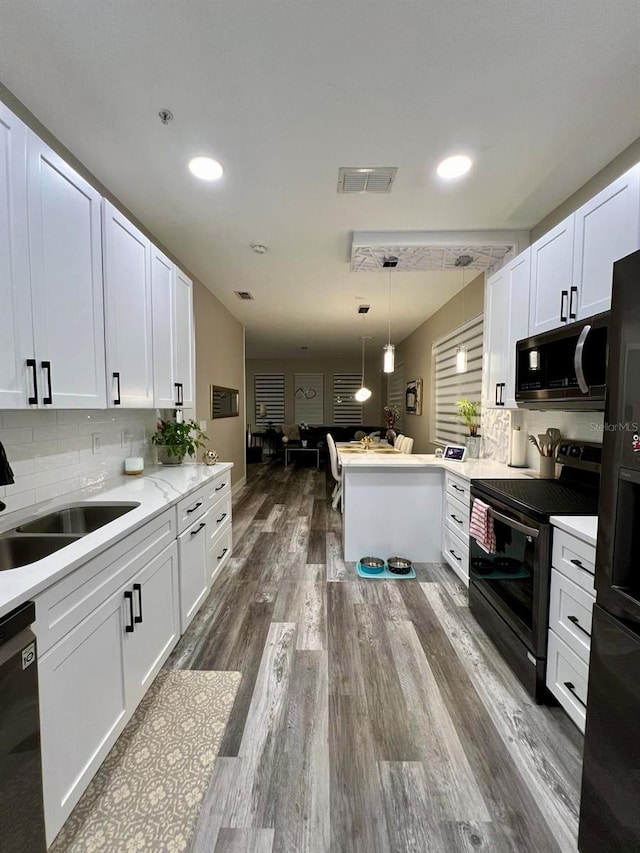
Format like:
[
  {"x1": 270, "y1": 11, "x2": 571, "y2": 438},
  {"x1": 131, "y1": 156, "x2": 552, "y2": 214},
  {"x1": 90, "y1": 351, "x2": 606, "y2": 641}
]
[
  {"x1": 339, "y1": 451, "x2": 534, "y2": 482},
  {"x1": 550, "y1": 515, "x2": 598, "y2": 547},
  {"x1": 0, "y1": 462, "x2": 233, "y2": 620}
]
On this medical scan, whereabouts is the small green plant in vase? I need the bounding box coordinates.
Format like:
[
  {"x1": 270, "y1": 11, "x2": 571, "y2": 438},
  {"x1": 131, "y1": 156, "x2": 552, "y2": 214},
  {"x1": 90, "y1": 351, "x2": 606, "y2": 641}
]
[
  {"x1": 456, "y1": 399, "x2": 481, "y2": 458},
  {"x1": 151, "y1": 418, "x2": 208, "y2": 465}
]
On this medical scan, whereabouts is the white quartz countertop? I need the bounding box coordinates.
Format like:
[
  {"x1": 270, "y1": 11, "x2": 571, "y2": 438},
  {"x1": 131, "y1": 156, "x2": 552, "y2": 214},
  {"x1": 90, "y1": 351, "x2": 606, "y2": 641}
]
[
  {"x1": 550, "y1": 515, "x2": 598, "y2": 547},
  {"x1": 339, "y1": 451, "x2": 534, "y2": 481},
  {"x1": 0, "y1": 462, "x2": 233, "y2": 620}
]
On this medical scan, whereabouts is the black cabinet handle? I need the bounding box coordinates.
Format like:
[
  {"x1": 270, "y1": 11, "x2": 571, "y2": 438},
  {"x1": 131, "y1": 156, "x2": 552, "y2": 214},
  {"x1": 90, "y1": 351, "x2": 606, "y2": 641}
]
[
  {"x1": 450, "y1": 549, "x2": 462, "y2": 562},
  {"x1": 569, "y1": 286, "x2": 578, "y2": 319},
  {"x1": 215, "y1": 483, "x2": 226, "y2": 492},
  {"x1": 451, "y1": 514, "x2": 463, "y2": 525},
  {"x1": 124, "y1": 590, "x2": 135, "y2": 633},
  {"x1": 190, "y1": 521, "x2": 206, "y2": 537},
  {"x1": 41, "y1": 361, "x2": 52, "y2": 405},
  {"x1": 500, "y1": 383, "x2": 505, "y2": 406},
  {"x1": 570, "y1": 557, "x2": 594, "y2": 576},
  {"x1": 174, "y1": 382, "x2": 183, "y2": 407},
  {"x1": 26, "y1": 359, "x2": 38, "y2": 404},
  {"x1": 560, "y1": 290, "x2": 568, "y2": 323},
  {"x1": 113, "y1": 372, "x2": 121, "y2": 405},
  {"x1": 217, "y1": 547, "x2": 228, "y2": 561},
  {"x1": 452, "y1": 484, "x2": 464, "y2": 493},
  {"x1": 133, "y1": 582, "x2": 143, "y2": 624},
  {"x1": 564, "y1": 681, "x2": 586, "y2": 708},
  {"x1": 495, "y1": 383, "x2": 500, "y2": 406},
  {"x1": 567, "y1": 614, "x2": 591, "y2": 637},
  {"x1": 216, "y1": 512, "x2": 227, "y2": 524},
  {"x1": 186, "y1": 501, "x2": 203, "y2": 514}
]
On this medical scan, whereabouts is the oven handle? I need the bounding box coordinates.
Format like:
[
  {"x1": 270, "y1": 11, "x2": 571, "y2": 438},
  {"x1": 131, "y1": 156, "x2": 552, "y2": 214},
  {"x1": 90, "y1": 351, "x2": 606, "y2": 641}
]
[{"x1": 487, "y1": 507, "x2": 539, "y2": 539}]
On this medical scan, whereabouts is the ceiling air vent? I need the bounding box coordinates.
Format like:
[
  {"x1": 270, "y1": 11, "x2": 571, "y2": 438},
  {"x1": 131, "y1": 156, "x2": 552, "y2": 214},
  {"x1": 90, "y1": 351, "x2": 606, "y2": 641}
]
[
  {"x1": 338, "y1": 167, "x2": 398, "y2": 194},
  {"x1": 235, "y1": 291, "x2": 254, "y2": 301}
]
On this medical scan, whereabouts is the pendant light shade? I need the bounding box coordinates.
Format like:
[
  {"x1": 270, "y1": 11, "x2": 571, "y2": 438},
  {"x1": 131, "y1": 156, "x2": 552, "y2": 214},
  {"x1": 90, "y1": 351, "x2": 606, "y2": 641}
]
[
  {"x1": 383, "y1": 266, "x2": 395, "y2": 373},
  {"x1": 383, "y1": 343, "x2": 395, "y2": 374},
  {"x1": 455, "y1": 346, "x2": 467, "y2": 374}
]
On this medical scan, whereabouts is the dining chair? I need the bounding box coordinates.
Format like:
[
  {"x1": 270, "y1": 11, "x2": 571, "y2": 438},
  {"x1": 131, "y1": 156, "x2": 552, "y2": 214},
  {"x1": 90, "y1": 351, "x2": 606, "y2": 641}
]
[
  {"x1": 326, "y1": 433, "x2": 342, "y2": 511},
  {"x1": 402, "y1": 436, "x2": 414, "y2": 454},
  {"x1": 394, "y1": 433, "x2": 405, "y2": 448}
]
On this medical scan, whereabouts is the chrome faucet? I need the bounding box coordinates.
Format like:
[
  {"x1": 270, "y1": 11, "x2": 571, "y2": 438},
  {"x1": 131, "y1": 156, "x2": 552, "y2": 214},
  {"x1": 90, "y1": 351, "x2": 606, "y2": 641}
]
[{"x1": 0, "y1": 441, "x2": 15, "y2": 511}]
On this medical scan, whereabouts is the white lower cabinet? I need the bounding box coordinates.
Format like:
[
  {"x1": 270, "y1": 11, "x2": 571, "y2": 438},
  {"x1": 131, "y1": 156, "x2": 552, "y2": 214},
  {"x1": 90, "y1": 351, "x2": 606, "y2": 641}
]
[
  {"x1": 177, "y1": 512, "x2": 210, "y2": 633},
  {"x1": 123, "y1": 542, "x2": 179, "y2": 708},
  {"x1": 442, "y1": 471, "x2": 470, "y2": 586},
  {"x1": 39, "y1": 586, "x2": 129, "y2": 843},
  {"x1": 547, "y1": 525, "x2": 597, "y2": 733}
]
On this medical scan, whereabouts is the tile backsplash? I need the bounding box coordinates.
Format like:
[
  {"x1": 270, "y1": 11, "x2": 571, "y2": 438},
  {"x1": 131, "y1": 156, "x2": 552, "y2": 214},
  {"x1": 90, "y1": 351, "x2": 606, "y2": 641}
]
[
  {"x1": 0, "y1": 409, "x2": 158, "y2": 513},
  {"x1": 481, "y1": 406, "x2": 605, "y2": 468}
]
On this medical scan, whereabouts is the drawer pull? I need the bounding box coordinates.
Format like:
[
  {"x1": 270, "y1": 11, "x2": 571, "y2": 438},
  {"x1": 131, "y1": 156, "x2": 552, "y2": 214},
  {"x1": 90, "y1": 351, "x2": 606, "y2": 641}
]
[
  {"x1": 450, "y1": 549, "x2": 462, "y2": 562},
  {"x1": 215, "y1": 483, "x2": 226, "y2": 492},
  {"x1": 186, "y1": 501, "x2": 203, "y2": 514},
  {"x1": 451, "y1": 484, "x2": 465, "y2": 493},
  {"x1": 564, "y1": 680, "x2": 586, "y2": 708},
  {"x1": 450, "y1": 513, "x2": 464, "y2": 525},
  {"x1": 124, "y1": 590, "x2": 135, "y2": 633},
  {"x1": 190, "y1": 522, "x2": 206, "y2": 537},
  {"x1": 216, "y1": 512, "x2": 227, "y2": 524},
  {"x1": 217, "y1": 547, "x2": 228, "y2": 561},
  {"x1": 567, "y1": 614, "x2": 591, "y2": 638},
  {"x1": 570, "y1": 557, "x2": 594, "y2": 576}
]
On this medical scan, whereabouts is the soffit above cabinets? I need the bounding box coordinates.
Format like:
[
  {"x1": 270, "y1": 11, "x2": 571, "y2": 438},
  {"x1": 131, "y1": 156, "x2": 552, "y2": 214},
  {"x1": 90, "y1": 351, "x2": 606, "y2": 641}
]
[{"x1": 351, "y1": 230, "x2": 531, "y2": 272}]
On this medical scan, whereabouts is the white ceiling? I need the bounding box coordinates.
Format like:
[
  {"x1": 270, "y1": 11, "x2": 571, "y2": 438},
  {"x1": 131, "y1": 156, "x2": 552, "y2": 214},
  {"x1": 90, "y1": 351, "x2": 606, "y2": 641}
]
[{"x1": 1, "y1": 1, "x2": 639, "y2": 358}]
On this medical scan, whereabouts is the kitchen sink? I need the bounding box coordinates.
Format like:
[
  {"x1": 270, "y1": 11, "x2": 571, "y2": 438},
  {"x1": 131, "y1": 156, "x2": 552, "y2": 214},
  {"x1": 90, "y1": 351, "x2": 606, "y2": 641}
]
[
  {"x1": 0, "y1": 535, "x2": 83, "y2": 571},
  {"x1": 16, "y1": 503, "x2": 140, "y2": 535}
]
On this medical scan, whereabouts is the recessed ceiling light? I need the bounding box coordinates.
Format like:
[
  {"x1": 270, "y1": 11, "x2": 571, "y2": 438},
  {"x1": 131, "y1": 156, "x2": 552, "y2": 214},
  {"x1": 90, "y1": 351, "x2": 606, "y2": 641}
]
[
  {"x1": 437, "y1": 155, "x2": 472, "y2": 179},
  {"x1": 188, "y1": 156, "x2": 223, "y2": 181}
]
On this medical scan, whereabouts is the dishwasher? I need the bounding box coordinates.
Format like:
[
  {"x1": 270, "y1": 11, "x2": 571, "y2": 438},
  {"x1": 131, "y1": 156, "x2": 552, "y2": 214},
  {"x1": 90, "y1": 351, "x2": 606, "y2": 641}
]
[{"x1": 0, "y1": 601, "x2": 47, "y2": 852}]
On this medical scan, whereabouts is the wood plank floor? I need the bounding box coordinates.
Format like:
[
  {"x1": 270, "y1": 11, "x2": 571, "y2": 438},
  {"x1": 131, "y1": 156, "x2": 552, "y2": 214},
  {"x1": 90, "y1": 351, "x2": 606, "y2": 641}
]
[{"x1": 165, "y1": 460, "x2": 583, "y2": 853}]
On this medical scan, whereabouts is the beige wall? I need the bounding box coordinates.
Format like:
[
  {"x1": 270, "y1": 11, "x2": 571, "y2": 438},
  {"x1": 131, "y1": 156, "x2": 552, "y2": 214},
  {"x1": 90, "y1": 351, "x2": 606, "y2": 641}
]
[
  {"x1": 393, "y1": 273, "x2": 485, "y2": 454},
  {"x1": 0, "y1": 82, "x2": 247, "y2": 485},
  {"x1": 194, "y1": 284, "x2": 246, "y2": 486},
  {"x1": 531, "y1": 135, "x2": 640, "y2": 241},
  {"x1": 246, "y1": 356, "x2": 384, "y2": 427}
]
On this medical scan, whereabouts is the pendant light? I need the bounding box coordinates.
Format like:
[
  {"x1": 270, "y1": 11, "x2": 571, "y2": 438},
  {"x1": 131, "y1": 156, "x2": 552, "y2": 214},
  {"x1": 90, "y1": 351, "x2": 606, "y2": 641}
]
[
  {"x1": 455, "y1": 261, "x2": 468, "y2": 374},
  {"x1": 355, "y1": 314, "x2": 372, "y2": 402},
  {"x1": 383, "y1": 266, "x2": 395, "y2": 373}
]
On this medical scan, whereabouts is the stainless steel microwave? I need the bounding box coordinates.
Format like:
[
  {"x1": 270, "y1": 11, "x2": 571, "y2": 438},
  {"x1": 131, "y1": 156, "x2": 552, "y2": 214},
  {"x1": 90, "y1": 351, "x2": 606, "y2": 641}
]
[{"x1": 515, "y1": 312, "x2": 609, "y2": 410}]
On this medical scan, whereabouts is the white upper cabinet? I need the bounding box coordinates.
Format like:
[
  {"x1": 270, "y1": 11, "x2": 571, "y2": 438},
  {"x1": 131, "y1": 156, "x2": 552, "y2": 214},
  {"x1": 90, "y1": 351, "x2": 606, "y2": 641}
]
[
  {"x1": 529, "y1": 217, "x2": 575, "y2": 336},
  {"x1": 151, "y1": 246, "x2": 177, "y2": 408},
  {"x1": 151, "y1": 252, "x2": 195, "y2": 410},
  {"x1": 102, "y1": 200, "x2": 154, "y2": 408},
  {"x1": 0, "y1": 102, "x2": 33, "y2": 409},
  {"x1": 174, "y1": 268, "x2": 195, "y2": 409},
  {"x1": 572, "y1": 166, "x2": 640, "y2": 319},
  {"x1": 27, "y1": 133, "x2": 106, "y2": 409},
  {"x1": 528, "y1": 164, "x2": 640, "y2": 336},
  {"x1": 483, "y1": 249, "x2": 531, "y2": 408}
]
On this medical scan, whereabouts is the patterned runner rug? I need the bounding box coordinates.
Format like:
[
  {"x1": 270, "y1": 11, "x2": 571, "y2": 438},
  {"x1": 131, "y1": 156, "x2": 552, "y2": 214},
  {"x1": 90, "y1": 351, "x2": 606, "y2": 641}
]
[{"x1": 50, "y1": 670, "x2": 241, "y2": 853}]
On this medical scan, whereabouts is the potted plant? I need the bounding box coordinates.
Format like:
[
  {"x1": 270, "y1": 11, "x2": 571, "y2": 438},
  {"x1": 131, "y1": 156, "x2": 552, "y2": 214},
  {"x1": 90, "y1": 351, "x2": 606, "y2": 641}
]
[
  {"x1": 151, "y1": 418, "x2": 208, "y2": 465},
  {"x1": 456, "y1": 399, "x2": 481, "y2": 458}
]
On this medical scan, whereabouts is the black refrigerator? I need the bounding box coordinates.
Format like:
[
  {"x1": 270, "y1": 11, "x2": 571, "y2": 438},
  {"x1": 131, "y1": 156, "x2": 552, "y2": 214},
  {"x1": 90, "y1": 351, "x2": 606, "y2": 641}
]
[{"x1": 579, "y1": 249, "x2": 640, "y2": 852}]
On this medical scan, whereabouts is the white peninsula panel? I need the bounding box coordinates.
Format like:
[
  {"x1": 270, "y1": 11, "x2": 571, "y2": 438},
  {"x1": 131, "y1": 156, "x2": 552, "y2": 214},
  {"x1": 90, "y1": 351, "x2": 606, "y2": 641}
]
[{"x1": 342, "y1": 460, "x2": 443, "y2": 562}]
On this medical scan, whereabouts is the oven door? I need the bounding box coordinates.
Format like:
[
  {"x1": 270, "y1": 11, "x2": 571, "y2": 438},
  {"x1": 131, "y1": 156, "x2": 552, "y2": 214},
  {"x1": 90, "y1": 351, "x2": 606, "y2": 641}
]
[{"x1": 469, "y1": 490, "x2": 550, "y2": 656}]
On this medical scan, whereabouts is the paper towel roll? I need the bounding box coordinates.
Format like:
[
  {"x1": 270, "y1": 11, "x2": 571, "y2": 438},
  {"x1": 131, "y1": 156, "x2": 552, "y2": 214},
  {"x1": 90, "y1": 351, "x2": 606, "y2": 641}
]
[{"x1": 510, "y1": 427, "x2": 527, "y2": 468}]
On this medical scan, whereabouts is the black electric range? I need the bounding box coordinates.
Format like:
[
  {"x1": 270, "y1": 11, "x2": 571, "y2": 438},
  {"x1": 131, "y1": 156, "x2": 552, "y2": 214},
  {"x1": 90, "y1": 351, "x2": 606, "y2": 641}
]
[{"x1": 468, "y1": 441, "x2": 601, "y2": 702}]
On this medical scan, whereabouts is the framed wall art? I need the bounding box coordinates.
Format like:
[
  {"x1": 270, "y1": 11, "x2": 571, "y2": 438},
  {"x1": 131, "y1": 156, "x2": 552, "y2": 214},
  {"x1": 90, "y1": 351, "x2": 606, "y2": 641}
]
[{"x1": 405, "y1": 378, "x2": 423, "y2": 415}]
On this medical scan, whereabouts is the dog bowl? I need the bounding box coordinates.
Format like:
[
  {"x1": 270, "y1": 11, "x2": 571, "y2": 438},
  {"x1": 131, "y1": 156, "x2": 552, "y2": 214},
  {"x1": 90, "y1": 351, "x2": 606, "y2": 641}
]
[
  {"x1": 387, "y1": 556, "x2": 413, "y2": 575},
  {"x1": 358, "y1": 556, "x2": 385, "y2": 575}
]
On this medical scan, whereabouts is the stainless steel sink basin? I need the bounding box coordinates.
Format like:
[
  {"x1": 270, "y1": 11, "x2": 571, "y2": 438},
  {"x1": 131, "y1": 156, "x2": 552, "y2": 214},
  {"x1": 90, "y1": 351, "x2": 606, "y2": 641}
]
[
  {"x1": 0, "y1": 535, "x2": 83, "y2": 571},
  {"x1": 16, "y1": 503, "x2": 140, "y2": 535}
]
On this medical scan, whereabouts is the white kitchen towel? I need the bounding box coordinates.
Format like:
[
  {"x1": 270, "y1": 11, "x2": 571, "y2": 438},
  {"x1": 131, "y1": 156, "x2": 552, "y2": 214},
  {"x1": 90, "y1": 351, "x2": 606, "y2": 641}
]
[{"x1": 469, "y1": 498, "x2": 496, "y2": 554}]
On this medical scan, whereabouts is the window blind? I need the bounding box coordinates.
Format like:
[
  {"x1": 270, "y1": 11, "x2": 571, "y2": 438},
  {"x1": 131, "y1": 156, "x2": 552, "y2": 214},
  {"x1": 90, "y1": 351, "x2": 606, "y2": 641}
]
[
  {"x1": 333, "y1": 374, "x2": 363, "y2": 425},
  {"x1": 294, "y1": 373, "x2": 324, "y2": 423},
  {"x1": 254, "y1": 374, "x2": 285, "y2": 427},
  {"x1": 432, "y1": 314, "x2": 484, "y2": 445}
]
